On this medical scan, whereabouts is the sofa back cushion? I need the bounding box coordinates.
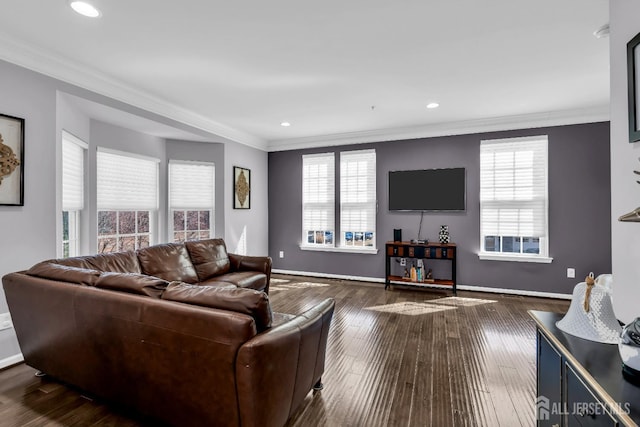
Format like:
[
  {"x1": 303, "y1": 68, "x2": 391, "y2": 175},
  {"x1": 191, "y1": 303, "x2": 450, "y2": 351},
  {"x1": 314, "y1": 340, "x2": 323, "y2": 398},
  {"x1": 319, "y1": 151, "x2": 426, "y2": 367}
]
[
  {"x1": 86, "y1": 252, "x2": 142, "y2": 274},
  {"x1": 26, "y1": 261, "x2": 101, "y2": 286},
  {"x1": 95, "y1": 272, "x2": 168, "y2": 298},
  {"x1": 55, "y1": 256, "x2": 95, "y2": 270},
  {"x1": 184, "y1": 239, "x2": 231, "y2": 281},
  {"x1": 161, "y1": 282, "x2": 273, "y2": 332},
  {"x1": 136, "y1": 243, "x2": 199, "y2": 283}
]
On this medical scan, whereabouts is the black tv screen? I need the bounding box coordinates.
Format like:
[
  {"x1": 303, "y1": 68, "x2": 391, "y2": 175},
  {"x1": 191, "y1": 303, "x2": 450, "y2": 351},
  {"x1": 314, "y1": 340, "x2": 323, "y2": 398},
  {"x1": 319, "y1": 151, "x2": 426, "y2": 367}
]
[{"x1": 388, "y1": 168, "x2": 466, "y2": 211}]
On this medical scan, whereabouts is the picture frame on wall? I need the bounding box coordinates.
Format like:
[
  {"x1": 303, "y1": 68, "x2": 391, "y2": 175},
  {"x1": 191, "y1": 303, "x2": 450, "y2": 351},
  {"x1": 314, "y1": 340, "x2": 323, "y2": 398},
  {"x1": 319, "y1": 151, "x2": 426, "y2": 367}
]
[
  {"x1": 0, "y1": 113, "x2": 24, "y2": 206},
  {"x1": 233, "y1": 166, "x2": 251, "y2": 209},
  {"x1": 627, "y1": 31, "x2": 640, "y2": 143}
]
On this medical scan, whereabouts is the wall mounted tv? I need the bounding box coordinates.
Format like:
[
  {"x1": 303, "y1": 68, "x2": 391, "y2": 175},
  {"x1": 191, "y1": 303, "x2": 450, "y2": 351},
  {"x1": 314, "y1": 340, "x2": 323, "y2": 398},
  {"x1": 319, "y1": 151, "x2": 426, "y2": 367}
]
[{"x1": 388, "y1": 167, "x2": 466, "y2": 211}]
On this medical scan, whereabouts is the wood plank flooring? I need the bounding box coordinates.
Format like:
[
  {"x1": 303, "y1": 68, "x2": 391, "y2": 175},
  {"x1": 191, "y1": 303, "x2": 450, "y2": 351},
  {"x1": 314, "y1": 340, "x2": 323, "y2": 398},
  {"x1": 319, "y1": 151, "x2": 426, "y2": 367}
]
[{"x1": 0, "y1": 275, "x2": 569, "y2": 426}]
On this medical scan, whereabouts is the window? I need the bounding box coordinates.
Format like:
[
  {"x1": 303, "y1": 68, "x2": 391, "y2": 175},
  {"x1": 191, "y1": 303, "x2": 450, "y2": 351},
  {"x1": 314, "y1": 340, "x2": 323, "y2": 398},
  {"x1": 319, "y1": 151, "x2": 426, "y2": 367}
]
[
  {"x1": 169, "y1": 160, "x2": 215, "y2": 242},
  {"x1": 480, "y1": 135, "x2": 550, "y2": 261},
  {"x1": 62, "y1": 131, "x2": 87, "y2": 258},
  {"x1": 301, "y1": 149, "x2": 378, "y2": 252},
  {"x1": 302, "y1": 153, "x2": 335, "y2": 247},
  {"x1": 340, "y1": 149, "x2": 376, "y2": 248},
  {"x1": 97, "y1": 149, "x2": 159, "y2": 253}
]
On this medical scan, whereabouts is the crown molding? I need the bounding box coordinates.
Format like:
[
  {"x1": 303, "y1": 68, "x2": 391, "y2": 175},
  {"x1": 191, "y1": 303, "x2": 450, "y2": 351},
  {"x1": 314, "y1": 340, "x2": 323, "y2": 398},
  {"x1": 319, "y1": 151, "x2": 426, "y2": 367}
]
[
  {"x1": 0, "y1": 32, "x2": 267, "y2": 151},
  {"x1": 267, "y1": 106, "x2": 610, "y2": 152},
  {"x1": 0, "y1": 32, "x2": 609, "y2": 154}
]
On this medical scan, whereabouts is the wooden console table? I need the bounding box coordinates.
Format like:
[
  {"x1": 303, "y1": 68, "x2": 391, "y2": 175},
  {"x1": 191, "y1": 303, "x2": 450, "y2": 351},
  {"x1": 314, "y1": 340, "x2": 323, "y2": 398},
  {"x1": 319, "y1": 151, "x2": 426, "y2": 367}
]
[
  {"x1": 530, "y1": 310, "x2": 640, "y2": 426},
  {"x1": 385, "y1": 241, "x2": 457, "y2": 294}
]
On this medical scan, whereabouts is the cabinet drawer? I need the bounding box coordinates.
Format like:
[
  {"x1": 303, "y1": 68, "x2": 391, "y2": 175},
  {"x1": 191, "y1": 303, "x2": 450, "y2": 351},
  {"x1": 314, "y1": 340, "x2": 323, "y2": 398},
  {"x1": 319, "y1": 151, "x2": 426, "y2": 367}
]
[{"x1": 565, "y1": 363, "x2": 617, "y2": 426}]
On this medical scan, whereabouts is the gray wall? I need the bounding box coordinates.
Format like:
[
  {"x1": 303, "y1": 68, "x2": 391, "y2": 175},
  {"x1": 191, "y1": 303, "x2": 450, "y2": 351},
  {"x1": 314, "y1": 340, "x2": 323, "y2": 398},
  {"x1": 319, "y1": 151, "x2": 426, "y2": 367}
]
[
  {"x1": 268, "y1": 121, "x2": 611, "y2": 294},
  {"x1": 225, "y1": 141, "x2": 269, "y2": 256},
  {"x1": 0, "y1": 61, "x2": 58, "y2": 364},
  {"x1": 610, "y1": 0, "x2": 640, "y2": 323}
]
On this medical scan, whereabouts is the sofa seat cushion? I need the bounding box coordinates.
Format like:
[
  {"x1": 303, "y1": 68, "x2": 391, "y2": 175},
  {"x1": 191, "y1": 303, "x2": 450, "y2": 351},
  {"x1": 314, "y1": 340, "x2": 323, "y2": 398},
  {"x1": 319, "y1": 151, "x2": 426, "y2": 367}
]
[
  {"x1": 136, "y1": 243, "x2": 199, "y2": 283},
  {"x1": 26, "y1": 261, "x2": 101, "y2": 286},
  {"x1": 184, "y1": 239, "x2": 231, "y2": 281},
  {"x1": 86, "y1": 252, "x2": 142, "y2": 274},
  {"x1": 161, "y1": 282, "x2": 273, "y2": 332},
  {"x1": 95, "y1": 272, "x2": 168, "y2": 298},
  {"x1": 214, "y1": 272, "x2": 268, "y2": 291}
]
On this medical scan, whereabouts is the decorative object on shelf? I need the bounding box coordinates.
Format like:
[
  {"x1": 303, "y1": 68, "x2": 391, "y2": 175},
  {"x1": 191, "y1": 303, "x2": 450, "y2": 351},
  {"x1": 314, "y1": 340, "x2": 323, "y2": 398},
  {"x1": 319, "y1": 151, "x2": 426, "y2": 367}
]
[
  {"x1": 393, "y1": 228, "x2": 402, "y2": 242},
  {"x1": 233, "y1": 166, "x2": 250, "y2": 209},
  {"x1": 556, "y1": 273, "x2": 621, "y2": 344},
  {"x1": 438, "y1": 225, "x2": 450, "y2": 244},
  {"x1": 619, "y1": 317, "x2": 640, "y2": 385},
  {"x1": 0, "y1": 113, "x2": 24, "y2": 206},
  {"x1": 627, "y1": 30, "x2": 640, "y2": 143}
]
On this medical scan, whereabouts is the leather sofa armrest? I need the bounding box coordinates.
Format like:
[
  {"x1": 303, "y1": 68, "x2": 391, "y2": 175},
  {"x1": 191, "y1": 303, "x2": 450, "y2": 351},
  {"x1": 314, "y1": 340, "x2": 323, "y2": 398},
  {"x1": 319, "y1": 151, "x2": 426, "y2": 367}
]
[
  {"x1": 235, "y1": 298, "x2": 335, "y2": 427},
  {"x1": 228, "y1": 253, "x2": 273, "y2": 293}
]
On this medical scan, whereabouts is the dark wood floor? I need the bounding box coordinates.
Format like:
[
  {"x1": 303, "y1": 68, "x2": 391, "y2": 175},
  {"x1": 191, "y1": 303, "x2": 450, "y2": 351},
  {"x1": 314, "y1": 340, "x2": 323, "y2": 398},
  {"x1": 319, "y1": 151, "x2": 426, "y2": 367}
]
[{"x1": 0, "y1": 275, "x2": 569, "y2": 426}]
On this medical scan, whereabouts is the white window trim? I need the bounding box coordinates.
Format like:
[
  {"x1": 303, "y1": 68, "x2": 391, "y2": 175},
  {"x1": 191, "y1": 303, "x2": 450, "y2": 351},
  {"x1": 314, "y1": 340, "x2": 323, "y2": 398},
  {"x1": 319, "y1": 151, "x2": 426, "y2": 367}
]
[
  {"x1": 339, "y1": 149, "x2": 377, "y2": 250},
  {"x1": 299, "y1": 244, "x2": 379, "y2": 255},
  {"x1": 168, "y1": 160, "x2": 215, "y2": 241},
  {"x1": 302, "y1": 152, "x2": 336, "y2": 248},
  {"x1": 63, "y1": 130, "x2": 89, "y2": 149},
  {"x1": 61, "y1": 130, "x2": 87, "y2": 258},
  {"x1": 478, "y1": 252, "x2": 553, "y2": 263},
  {"x1": 479, "y1": 135, "x2": 550, "y2": 262}
]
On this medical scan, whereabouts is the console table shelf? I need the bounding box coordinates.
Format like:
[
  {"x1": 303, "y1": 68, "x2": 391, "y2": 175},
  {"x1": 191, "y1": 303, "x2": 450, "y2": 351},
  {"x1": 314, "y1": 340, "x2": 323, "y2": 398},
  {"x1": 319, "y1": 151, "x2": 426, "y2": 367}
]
[{"x1": 385, "y1": 241, "x2": 457, "y2": 293}]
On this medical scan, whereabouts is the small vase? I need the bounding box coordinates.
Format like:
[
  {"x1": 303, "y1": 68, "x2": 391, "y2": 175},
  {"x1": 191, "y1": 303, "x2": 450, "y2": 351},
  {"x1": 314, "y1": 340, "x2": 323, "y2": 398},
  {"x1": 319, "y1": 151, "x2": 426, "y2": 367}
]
[{"x1": 439, "y1": 225, "x2": 450, "y2": 244}]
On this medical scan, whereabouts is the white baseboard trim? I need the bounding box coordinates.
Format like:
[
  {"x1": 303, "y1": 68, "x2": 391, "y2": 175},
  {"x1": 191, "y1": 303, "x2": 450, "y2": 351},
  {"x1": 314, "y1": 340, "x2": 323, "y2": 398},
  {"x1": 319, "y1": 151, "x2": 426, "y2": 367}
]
[
  {"x1": 0, "y1": 353, "x2": 24, "y2": 370},
  {"x1": 272, "y1": 269, "x2": 572, "y2": 300}
]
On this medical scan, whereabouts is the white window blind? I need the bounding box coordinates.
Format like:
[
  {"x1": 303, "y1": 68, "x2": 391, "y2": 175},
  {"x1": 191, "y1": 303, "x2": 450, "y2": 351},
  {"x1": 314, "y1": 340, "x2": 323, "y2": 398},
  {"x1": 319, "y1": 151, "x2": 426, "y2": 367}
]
[
  {"x1": 302, "y1": 153, "x2": 335, "y2": 243},
  {"x1": 480, "y1": 136, "x2": 548, "y2": 238},
  {"x1": 97, "y1": 149, "x2": 159, "y2": 210},
  {"x1": 340, "y1": 149, "x2": 376, "y2": 246},
  {"x1": 62, "y1": 132, "x2": 86, "y2": 211},
  {"x1": 169, "y1": 161, "x2": 215, "y2": 209}
]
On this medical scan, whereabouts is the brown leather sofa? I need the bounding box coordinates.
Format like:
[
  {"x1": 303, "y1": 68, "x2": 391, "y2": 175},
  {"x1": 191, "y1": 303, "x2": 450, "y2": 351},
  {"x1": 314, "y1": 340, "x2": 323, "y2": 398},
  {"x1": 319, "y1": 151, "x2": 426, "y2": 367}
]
[{"x1": 2, "y1": 239, "x2": 335, "y2": 427}]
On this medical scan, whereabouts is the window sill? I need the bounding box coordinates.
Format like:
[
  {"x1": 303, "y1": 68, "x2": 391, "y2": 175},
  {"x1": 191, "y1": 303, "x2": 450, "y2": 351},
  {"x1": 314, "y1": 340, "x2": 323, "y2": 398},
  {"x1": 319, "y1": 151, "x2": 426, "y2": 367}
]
[
  {"x1": 478, "y1": 253, "x2": 553, "y2": 263},
  {"x1": 299, "y1": 245, "x2": 379, "y2": 255}
]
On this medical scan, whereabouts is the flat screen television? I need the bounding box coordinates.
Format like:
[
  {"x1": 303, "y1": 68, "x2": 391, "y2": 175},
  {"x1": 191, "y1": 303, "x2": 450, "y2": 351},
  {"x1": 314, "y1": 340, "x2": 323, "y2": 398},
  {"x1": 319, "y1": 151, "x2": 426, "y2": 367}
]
[{"x1": 388, "y1": 168, "x2": 466, "y2": 211}]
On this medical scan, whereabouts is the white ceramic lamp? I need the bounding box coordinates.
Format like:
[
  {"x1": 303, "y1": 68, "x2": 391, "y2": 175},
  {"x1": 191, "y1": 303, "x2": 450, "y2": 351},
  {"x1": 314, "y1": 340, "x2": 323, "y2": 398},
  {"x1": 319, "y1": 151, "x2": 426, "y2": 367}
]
[{"x1": 556, "y1": 274, "x2": 621, "y2": 344}]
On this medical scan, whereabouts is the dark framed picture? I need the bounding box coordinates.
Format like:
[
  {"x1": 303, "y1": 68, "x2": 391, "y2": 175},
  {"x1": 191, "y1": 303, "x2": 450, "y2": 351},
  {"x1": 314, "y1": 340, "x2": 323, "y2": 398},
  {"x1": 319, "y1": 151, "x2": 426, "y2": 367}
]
[
  {"x1": 233, "y1": 166, "x2": 251, "y2": 209},
  {"x1": 0, "y1": 113, "x2": 24, "y2": 206},
  {"x1": 628, "y1": 31, "x2": 640, "y2": 143}
]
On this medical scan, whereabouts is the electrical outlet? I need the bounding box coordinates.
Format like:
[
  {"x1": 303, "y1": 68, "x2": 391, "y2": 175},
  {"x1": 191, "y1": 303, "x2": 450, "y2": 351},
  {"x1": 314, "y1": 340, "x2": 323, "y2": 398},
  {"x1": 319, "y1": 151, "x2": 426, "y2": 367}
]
[
  {"x1": 567, "y1": 268, "x2": 576, "y2": 279},
  {"x1": 279, "y1": 251, "x2": 284, "y2": 258},
  {"x1": 400, "y1": 258, "x2": 406, "y2": 266},
  {"x1": 0, "y1": 312, "x2": 12, "y2": 331}
]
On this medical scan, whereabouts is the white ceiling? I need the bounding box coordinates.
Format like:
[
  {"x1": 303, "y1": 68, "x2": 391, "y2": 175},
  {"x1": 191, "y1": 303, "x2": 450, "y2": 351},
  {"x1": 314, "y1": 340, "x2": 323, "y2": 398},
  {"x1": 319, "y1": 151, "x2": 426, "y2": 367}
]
[{"x1": 0, "y1": 1, "x2": 610, "y2": 151}]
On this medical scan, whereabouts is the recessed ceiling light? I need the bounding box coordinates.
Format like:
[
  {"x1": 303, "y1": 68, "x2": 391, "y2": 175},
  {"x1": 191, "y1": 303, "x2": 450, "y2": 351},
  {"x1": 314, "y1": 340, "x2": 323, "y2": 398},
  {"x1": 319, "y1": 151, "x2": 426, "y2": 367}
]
[
  {"x1": 69, "y1": 1, "x2": 101, "y2": 18},
  {"x1": 281, "y1": 122, "x2": 291, "y2": 127},
  {"x1": 426, "y1": 102, "x2": 440, "y2": 109}
]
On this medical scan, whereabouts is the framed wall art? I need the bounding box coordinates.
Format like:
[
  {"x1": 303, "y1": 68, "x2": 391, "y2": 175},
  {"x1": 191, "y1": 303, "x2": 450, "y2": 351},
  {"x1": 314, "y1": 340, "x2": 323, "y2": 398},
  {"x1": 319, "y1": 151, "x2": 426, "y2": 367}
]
[
  {"x1": 628, "y1": 31, "x2": 640, "y2": 143},
  {"x1": 233, "y1": 166, "x2": 251, "y2": 209},
  {"x1": 0, "y1": 113, "x2": 24, "y2": 206}
]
